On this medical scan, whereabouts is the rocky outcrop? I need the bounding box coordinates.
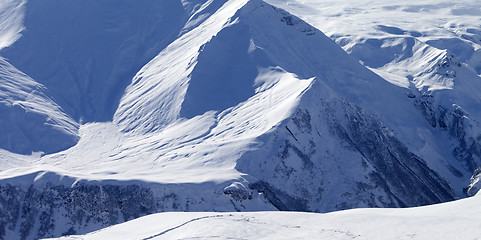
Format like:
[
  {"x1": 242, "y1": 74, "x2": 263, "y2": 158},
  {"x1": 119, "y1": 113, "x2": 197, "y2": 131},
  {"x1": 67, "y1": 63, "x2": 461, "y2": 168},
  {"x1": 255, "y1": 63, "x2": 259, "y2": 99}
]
[
  {"x1": 0, "y1": 176, "x2": 272, "y2": 240},
  {"x1": 415, "y1": 96, "x2": 481, "y2": 173},
  {"x1": 467, "y1": 168, "x2": 481, "y2": 196}
]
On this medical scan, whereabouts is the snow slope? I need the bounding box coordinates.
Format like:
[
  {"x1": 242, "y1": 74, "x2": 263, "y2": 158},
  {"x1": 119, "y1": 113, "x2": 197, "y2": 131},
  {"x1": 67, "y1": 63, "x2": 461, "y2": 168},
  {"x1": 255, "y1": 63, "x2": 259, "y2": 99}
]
[{"x1": 51, "y1": 193, "x2": 481, "y2": 240}]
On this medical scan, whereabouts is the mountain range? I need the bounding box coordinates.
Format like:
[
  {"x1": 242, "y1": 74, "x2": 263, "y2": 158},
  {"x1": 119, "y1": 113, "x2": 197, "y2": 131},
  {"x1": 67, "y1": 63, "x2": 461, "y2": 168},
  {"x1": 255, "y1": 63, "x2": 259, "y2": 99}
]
[{"x1": 0, "y1": 0, "x2": 480, "y2": 239}]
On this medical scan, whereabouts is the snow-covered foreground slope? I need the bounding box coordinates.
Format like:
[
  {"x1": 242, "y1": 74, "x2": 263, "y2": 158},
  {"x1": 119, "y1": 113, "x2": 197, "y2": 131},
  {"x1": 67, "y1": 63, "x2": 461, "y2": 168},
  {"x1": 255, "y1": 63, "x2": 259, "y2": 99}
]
[
  {"x1": 52, "y1": 194, "x2": 481, "y2": 240},
  {"x1": 0, "y1": 0, "x2": 480, "y2": 239}
]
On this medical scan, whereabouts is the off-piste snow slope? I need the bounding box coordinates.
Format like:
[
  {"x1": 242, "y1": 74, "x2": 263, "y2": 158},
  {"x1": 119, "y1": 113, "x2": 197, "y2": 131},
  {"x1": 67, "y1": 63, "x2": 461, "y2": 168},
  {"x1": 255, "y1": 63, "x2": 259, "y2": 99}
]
[
  {"x1": 0, "y1": 0, "x2": 479, "y2": 239},
  {"x1": 51, "y1": 192, "x2": 481, "y2": 240}
]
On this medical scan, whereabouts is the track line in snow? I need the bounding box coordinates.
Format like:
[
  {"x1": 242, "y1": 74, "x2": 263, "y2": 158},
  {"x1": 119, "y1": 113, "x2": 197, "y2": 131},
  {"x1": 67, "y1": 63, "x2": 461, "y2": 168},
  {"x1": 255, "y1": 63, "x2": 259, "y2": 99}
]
[{"x1": 141, "y1": 214, "x2": 226, "y2": 240}]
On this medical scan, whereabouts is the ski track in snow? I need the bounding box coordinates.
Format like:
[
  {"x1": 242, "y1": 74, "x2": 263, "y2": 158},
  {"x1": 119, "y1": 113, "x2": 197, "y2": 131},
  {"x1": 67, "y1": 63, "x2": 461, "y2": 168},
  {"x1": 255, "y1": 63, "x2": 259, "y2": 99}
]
[{"x1": 141, "y1": 215, "x2": 225, "y2": 240}]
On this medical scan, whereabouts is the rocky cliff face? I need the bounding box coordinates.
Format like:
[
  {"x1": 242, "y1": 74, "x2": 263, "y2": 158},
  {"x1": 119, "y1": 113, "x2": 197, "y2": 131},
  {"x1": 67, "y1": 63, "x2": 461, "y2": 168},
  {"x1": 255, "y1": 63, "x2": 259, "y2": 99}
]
[
  {"x1": 415, "y1": 95, "x2": 481, "y2": 174},
  {"x1": 468, "y1": 168, "x2": 481, "y2": 196},
  {"x1": 1, "y1": 183, "x2": 159, "y2": 240},
  {"x1": 0, "y1": 175, "x2": 272, "y2": 240}
]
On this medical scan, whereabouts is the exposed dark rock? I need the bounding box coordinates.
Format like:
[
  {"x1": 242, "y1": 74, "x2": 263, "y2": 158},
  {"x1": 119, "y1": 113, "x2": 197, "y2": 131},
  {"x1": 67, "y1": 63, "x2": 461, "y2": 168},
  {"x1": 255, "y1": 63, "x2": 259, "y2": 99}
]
[
  {"x1": 249, "y1": 181, "x2": 309, "y2": 211},
  {"x1": 415, "y1": 97, "x2": 481, "y2": 173},
  {"x1": 0, "y1": 181, "x2": 256, "y2": 240}
]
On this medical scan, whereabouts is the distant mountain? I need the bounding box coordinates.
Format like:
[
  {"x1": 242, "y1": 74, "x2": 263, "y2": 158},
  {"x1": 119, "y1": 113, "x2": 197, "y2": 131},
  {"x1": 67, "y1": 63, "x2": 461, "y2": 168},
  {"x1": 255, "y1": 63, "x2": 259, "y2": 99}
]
[
  {"x1": 0, "y1": 0, "x2": 479, "y2": 239},
  {"x1": 267, "y1": 0, "x2": 481, "y2": 196}
]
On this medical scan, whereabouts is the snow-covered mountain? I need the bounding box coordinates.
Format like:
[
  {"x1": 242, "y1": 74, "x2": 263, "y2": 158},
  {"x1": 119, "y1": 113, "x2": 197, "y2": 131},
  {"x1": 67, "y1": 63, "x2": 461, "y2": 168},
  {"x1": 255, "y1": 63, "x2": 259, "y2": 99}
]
[
  {"x1": 0, "y1": 0, "x2": 480, "y2": 239},
  {"x1": 268, "y1": 0, "x2": 481, "y2": 187}
]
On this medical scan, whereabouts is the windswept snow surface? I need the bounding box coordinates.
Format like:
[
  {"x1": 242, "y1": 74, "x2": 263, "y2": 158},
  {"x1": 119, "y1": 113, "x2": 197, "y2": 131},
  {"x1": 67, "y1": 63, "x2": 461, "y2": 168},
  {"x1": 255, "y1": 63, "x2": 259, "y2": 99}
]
[
  {"x1": 266, "y1": 0, "x2": 481, "y2": 111},
  {"x1": 0, "y1": 57, "x2": 79, "y2": 154},
  {"x1": 52, "y1": 194, "x2": 481, "y2": 240},
  {"x1": 265, "y1": 0, "x2": 481, "y2": 122},
  {"x1": 0, "y1": 0, "x2": 24, "y2": 50},
  {"x1": 9, "y1": 68, "x2": 311, "y2": 184},
  {"x1": 267, "y1": 0, "x2": 481, "y2": 73}
]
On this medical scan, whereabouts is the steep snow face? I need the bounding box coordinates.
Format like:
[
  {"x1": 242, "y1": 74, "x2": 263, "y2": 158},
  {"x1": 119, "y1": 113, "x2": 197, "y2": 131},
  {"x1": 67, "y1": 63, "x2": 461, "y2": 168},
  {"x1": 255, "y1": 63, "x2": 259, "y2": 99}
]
[
  {"x1": 114, "y1": 0, "x2": 418, "y2": 135},
  {"x1": 0, "y1": 0, "x2": 189, "y2": 123},
  {"x1": 0, "y1": 1, "x2": 78, "y2": 154},
  {"x1": 51, "y1": 194, "x2": 481, "y2": 240},
  {"x1": 0, "y1": 58, "x2": 78, "y2": 154},
  {"x1": 0, "y1": 0, "x2": 24, "y2": 50},
  {"x1": 114, "y1": 0, "x2": 252, "y2": 132}
]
